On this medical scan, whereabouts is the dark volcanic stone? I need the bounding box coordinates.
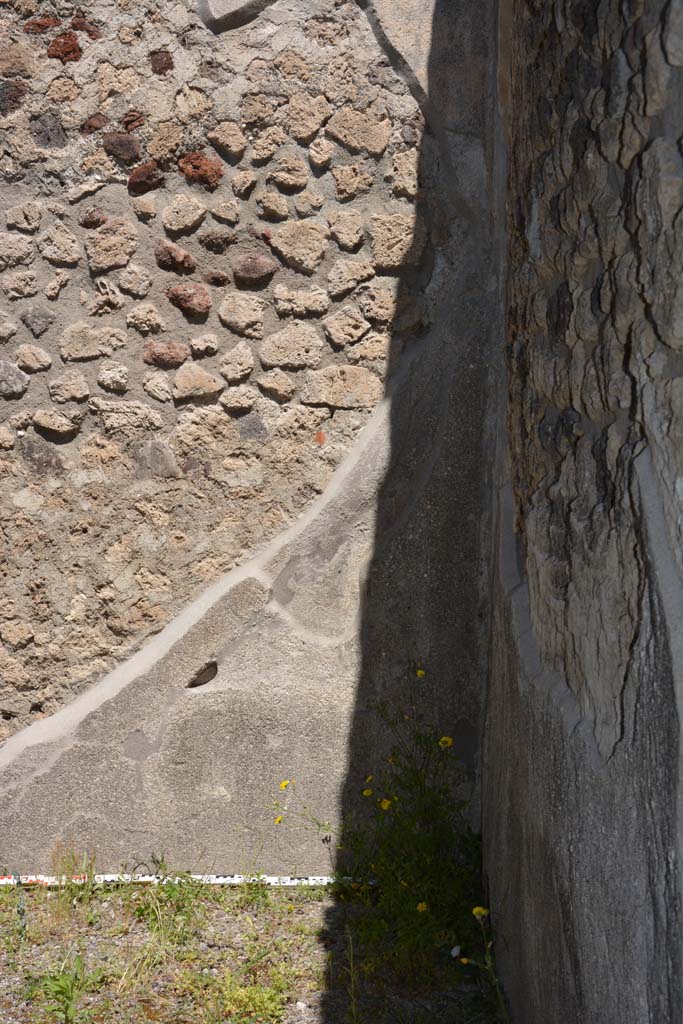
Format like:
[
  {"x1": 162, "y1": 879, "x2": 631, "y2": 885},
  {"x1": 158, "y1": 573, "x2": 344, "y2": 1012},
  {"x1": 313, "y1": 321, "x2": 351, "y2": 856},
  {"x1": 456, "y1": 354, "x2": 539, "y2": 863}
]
[
  {"x1": 0, "y1": 360, "x2": 29, "y2": 399},
  {"x1": 103, "y1": 132, "x2": 142, "y2": 165},
  {"x1": 24, "y1": 16, "x2": 61, "y2": 33},
  {"x1": 232, "y1": 253, "x2": 279, "y2": 287},
  {"x1": 203, "y1": 271, "x2": 231, "y2": 287},
  {"x1": 166, "y1": 282, "x2": 212, "y2": 318},
  {"x1": 199, "y1": 229, "x2": 235, "y2": 254},
  {"x1": 128, "y1": 160, "x2": 165, "y2": 195},
  {"x1": 142, "y1": 340, "x2": 190, "y2": 369},
  {"x1": 177, "y1": 150, "x2": 224, "y2": 191},
  {"x1": 0, "y1": 80, "x2": 28, "y2": 116},
  {"x1": 30, "y1": 112, "x2": 67, "y2": 148},
  {"x1": 20, "y1": 308, "x2": 55, "y2": 338},
  {"x1": 150, "y1": 50, "x2": 174, "y2": 75},
  {"x1": 155, "y1": 239, "x2": 196, "y2": 274},
  {"x1": 47, "y1": 31, "x2": 81, "y2": 62}
]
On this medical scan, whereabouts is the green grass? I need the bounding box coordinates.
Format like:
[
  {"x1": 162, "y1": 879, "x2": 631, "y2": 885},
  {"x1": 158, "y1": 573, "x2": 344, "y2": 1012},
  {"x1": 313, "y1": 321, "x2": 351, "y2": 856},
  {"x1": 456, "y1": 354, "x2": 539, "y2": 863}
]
[{"x1": 0, "y1": 871, "x2": 499, "y2": 1024}]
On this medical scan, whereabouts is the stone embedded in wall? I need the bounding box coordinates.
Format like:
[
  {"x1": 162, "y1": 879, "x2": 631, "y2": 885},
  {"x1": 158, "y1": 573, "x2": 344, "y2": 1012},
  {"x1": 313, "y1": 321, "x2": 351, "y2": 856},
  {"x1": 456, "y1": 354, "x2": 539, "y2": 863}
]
[
  {"x1": 323, "y1": 306, "x2": 371, "y2": 348},
  {"x1": 326, "y1": 107, "x2": 391, "y2": 157},
  {"x1": 370, "y1": 211, "x2": 426, "y2": 270},
  {"x1": 173, "y1": 362, "x2": 225, "y2": 402},
  {"x1": 59, "y1": 323, "x2": 126, "y2": 362},
  {"x1": 84, "y1": 220, "x2": 138, "y2": 273},
  {"x1": 162, "y1": 195, "x2": 207, "y2": 235},
  {"x1": 301, "y1": 365, "x2": 382, "y2": 408},
  {"x1": 332, "y1": 163, "x2": 373, "y2": 201},
  {"x1": 260, "y1": 323, "x2": 324, "y2": 369},
  {"x1": 273, "y1": 284, "x2": 330, "y2": 319},
  {"x1": 167, "y1": 282, "x2": 212, "y2": 318},
  {"x1": 270, "y1": 221, "x2": 330, "y2": 274},
  {"x1": 208, "y1": 122, "x2": 247, "y2": 162},
  {"x1": 0, "y1": 233, "x2": 34, "y2": 271},
  {"x1": 220, "y1": 340, "x2": 255, "y2": 382},
  {"x1": 0, "y1": 361, "x2": 30, "y2": 399},
  {"x1": 15, "y1": 345, "x2": 52, "y2": 374},
  {"x1": 327, "y1": 259, "x2": 375, "y2": 299}
]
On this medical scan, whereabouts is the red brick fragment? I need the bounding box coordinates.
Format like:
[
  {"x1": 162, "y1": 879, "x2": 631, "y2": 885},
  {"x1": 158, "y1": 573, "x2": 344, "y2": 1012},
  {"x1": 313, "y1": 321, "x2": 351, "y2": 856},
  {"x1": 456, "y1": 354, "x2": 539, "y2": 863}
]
[
  {"x1": 71, "y1": 12, "x2": 102, "y2": 40},
  {"x1": 24, "y1": 16, "x2": 61, "y2": 34},
  {"x1": 177, "y1": 150, "x2": 224, "y2": 191},
  {"x1": 47, "y1": 31, "x2": 81, "y2": 63}
]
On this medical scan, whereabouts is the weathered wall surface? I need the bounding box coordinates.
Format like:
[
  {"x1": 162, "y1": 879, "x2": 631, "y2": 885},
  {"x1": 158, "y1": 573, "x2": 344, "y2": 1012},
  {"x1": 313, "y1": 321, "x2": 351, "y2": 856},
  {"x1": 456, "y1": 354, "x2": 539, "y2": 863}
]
[
  {"x1": 0, "y1": 0, "x2": 499, "y2": 874},
  {"x1": 0, "y1": 0, "x2": 427, "y2": 739},
  {"x1": 485, "y1": 1, "x2": 683, "y2": 1020}
]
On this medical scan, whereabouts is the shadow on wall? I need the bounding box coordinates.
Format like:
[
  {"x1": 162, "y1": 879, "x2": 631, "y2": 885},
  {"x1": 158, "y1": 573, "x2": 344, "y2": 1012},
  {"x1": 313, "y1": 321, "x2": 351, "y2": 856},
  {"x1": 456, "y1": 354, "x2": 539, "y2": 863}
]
[{"x1": 320, "y1": 0, "x2": 499, "y2": 1018}]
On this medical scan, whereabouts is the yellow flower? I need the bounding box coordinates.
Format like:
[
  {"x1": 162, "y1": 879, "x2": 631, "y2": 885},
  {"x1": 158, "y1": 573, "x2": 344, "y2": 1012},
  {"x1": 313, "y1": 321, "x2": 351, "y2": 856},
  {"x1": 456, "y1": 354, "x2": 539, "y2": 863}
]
[
  {"x1": 365, "y1": 774, "x2": 373, "y2": 783},
  {"x1": 274, "y1": 815, "x2": 284, "y2": 825},
  {"x1": 279, "y1": 779, "x2": 291, "y2": 790},
  {"x1": 379, "y1": 798, "x2": 392, "y2": 811},
  {"x1": 416, "y1": 902, "x2": 428, "y2": 913},
  {"x1": 460, "y1": 957, "x2": 470, "y2": 965},
  {"x1": 438, "y1": 736, "x2": 454, "y2": 749},
  {"x1": 472, "y1": 906, "x2": 489, "y2": 920},
  {"x1": 416, "y1": 667, "x2": 426, "y2": 678},
  {"x1": 362, "y1": 788, "x2": 373, "y2": 797}
]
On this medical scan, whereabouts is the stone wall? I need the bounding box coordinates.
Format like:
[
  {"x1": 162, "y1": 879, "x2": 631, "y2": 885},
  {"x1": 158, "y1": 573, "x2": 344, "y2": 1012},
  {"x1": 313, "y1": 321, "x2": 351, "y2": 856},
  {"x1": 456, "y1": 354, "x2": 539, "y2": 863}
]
[
  {"x1": 485, "y1": 1, "x2": 683, "y2": 1020},
  {"x1": 0, "y1": 0, "x2": 426, "y2": 740},
  {"x1": 0, "y1": 0, "x2": 499, "y2": 878}
]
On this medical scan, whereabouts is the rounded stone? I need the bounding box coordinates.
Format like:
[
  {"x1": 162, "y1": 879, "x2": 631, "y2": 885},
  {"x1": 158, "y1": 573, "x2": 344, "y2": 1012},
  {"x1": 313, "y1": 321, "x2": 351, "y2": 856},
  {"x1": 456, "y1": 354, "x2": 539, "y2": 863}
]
[
  {"x1": 155, "y1": 239, "x2": 196, "y2": 274},
  {"x1": 15, "y1": 344, "x2": 52, "y2": 373},
  {"x1": 143, "y1": 340, "x2": 190, "y2": 369},
  {"x1": 162, "y1": 195, "x2": 207, "y2": 236},
  {"x1": 0, "y1": 360, "x2": 29, "y2": 398},
  {"x1": 232, "y1": 253, "x2": 279, "y2": 288},
  {"x1": 166, "y1": 282, "x2": 212, "y2": 318},
  {"x1": 127, "y1": 161, "x2": 165, "y2": 195}
]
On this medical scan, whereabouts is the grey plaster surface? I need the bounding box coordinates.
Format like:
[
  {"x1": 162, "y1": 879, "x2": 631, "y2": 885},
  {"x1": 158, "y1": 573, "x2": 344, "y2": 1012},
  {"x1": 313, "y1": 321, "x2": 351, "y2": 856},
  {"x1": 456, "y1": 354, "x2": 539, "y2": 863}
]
[{"x1": 197, "y1": 0, "x2": 278, "y2": 32}]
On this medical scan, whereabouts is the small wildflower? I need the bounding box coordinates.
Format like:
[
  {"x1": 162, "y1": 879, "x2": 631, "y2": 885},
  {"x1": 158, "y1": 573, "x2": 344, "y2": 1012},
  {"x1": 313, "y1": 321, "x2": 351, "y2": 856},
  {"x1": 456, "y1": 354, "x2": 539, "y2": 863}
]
[
  {"x1": 274, "y1": 815, "x2": 284, "y2": 825},
  {"x1": 279, "y1": 779, "x2": 291, "y2": 790},
  {"x1": 416, "y1": 667, "x2": 426, "y2": 678},
  {"x1": 365, "y1": 774, "x2": 373, "y2": 784},
  {"x1": 362, "y1": 788, "x2": 373, "y2": 797},
  {"x1": 438, "y1": 736, "x2": 454, "y2": 749},
  {"x1": 459, "y1": 957, "x2": 470, "y2": 965},
  {"x1": 379, "y1": 798, "x2": 391, "y2": 811},
  {"x1": 450, "y1": 945, "x2": 461, "y2": 958},
  {"x1": 472, "y1": 906, "x2": 489, "y2": 921},
  {"x1": 416, "y1": 902, "x2": 428, "y2": 913}
]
